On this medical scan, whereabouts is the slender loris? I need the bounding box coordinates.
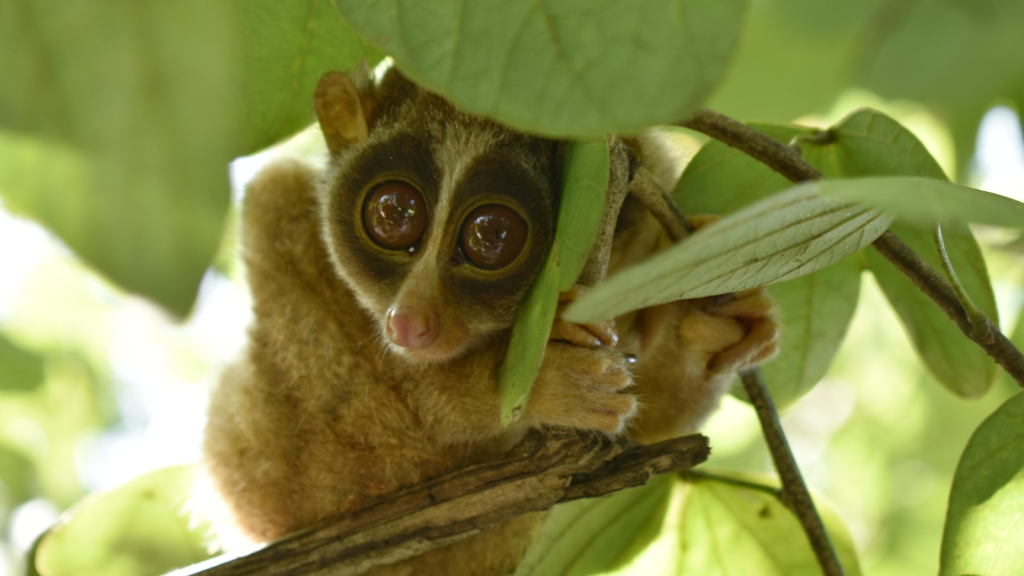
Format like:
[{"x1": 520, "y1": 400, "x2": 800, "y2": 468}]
[{"x1": 202, "y1": 66, "x2": 778, "y2": 575}]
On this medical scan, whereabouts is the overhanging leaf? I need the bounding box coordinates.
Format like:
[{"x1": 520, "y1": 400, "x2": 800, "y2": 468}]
[
  {"x1": 35, "y1": 465, "x2": 213, "y2": 576},
  {"x1": 237, "y1": 0, "x2": 383, "y2": 153},
  {"x1": 940, "y1": 393, "x2": 1024, "y2": 575},
  {"x1": 517, "y1": 472, "x2": 862, "y2": 576},
  {"x1": 556, "y1": 139, "x2": 609, "y2": 291},
  {"x1": 498, "y1": 243, "x2": 560, "y2": 426},
  {"x1": 0, "y1": 1, "x2": 238, "y2": 317},
  {"x1": 335, "y1": 0, "x2": 749, "y2": 137},
  {"x1": 564, "y1": 185, "x2": 893, "y2": 323},
  {"x1": 820, "y1": 176, "x2": 1024, "y2": 229}
]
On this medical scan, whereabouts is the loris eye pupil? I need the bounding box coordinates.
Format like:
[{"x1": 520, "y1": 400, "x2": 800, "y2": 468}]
[
  {"x1": 363, "y1": 182, "x2": 427, "y2": 250},
  {"x1": 462, "y1": 205, "x2": 527, "y2": 270}
]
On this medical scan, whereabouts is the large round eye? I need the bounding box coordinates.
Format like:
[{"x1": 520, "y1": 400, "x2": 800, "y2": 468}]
[
  {"x1": 363, "y1": 182, "x2": 427, "y2": 250},
  {"x1": 461, "y1": 205, "x2": 527, "y2": 270}
]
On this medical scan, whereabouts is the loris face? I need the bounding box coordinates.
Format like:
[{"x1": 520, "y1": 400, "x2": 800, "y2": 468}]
[{"x1": 317, "y1": 70, "x2": 559, "y2": 363}]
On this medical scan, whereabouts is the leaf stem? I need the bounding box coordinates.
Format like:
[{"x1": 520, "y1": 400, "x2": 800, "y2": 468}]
[
  {"x1": 680, "y1": 108, "x2": 1024, "y2": 389},
  {"x1": 932, "y1": 223, "x2": 993, "y2": 342},
  {"x1": 739, "y1": 369, "x2": 847, "y2": 576}
]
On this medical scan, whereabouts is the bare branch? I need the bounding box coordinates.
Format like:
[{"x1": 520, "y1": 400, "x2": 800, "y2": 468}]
[
  {"x1": 181, "y1": 432, "x2": 709, "y2": 576},
  {"x1": 680, "y1": 108, "x2": 1024, "y2": 389}
]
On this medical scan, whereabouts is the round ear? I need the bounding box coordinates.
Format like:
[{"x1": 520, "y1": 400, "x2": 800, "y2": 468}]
[{"x1": 315, "y1": 72, "x2": 369, "y2": 155}]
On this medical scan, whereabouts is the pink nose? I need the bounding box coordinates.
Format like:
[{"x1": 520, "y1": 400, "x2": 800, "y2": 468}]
[{"x1": 385, "y1": 308, "x2": 438, "y2": 350}]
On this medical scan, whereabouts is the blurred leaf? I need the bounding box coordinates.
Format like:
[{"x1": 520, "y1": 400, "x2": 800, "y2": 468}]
[
  {"x1": 0, "y1": 444, "x2": 37, "y2": 506},
  {"x1": 36, "y1": 465, "x2": 212, "y2": 576},
  {"x1": 335, "y1": 0, "x2": 749, "y2": 137},
  {"x1": 820, "y1": 176, "x2": 1024, "y2": 229},
  {"x1": 236, "y1": 0, "x2": 383, "y2": 153},
  {"x1": 797, "y1": 109, "x2": 999, "y2": 397},
  {"x1": 564, "y1": 185, "x2": 893, "y2": 323},
  {"x1": 519, "y1": 472, "x2": 861, "y2": 575},
  {"x1": 515, "y1": 473, "x2": 673, "y2": 576},
  {"x1": 675, "y1": 122, "x2": 860, "y2": 407},
  {"x1": 858, "y1": 0, "x2": 1024, "y2": 172},
  {"x1": 0, "y1": 334, "x2": 45, "y2": 392},
  {"x1": 940, "y1": 393, "x2": 1024, "y2": 575},
  {"x1": 706, "y1": 0, "x2": 883, "y2": 123},
  {"x1": 498, "y1": 244, "x2": 560, "y2": 426},
  {"x1": 0, "y1": 0, "x2": 238, "y2": 317},
  {"x1": 556, "y1": 139, "x2": 609, "y2": 291},
  {"x1": 762, "y1": 258, "x2": 862, "y2": 408}
]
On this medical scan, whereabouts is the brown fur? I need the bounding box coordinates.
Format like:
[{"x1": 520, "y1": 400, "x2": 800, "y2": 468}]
[{"x1": 202, "y1": 69, "x2": 777, "y2": 574}]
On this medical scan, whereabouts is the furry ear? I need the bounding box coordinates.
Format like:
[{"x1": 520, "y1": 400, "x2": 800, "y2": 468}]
[{"x1": 315, "y1": 72, "x2": 370, "y2": 155}]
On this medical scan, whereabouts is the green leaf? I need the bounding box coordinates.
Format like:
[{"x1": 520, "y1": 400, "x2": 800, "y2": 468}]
[
  {"x1": 761, "y1": 258, "x2": 862, "y2": 407},
  {"x1": 335, "y1": 0, "x2": 749, "y2": 137},
  {"x1": 0, "y1": 444, "x2": 37, "y2": 506},
  {"x1": 820, "y1": 176, "x2": 1024, "y2": 229},
  {"x1": 498, "y1": 243, "x2": 560, "y2": 426},
  {"x1": 674, "y1": 123, "x2": 861, "y2": 407},
  {"x1": 940, "y1": 393, "x2": 1024, "y2": 575},
  {"x1": 556, "y1": 139, "x2": 609, "y2": 291},
  {"x1": 237, "y1": 0, "x2": 383, "y2": 153},
  {"x1": 518, "y1": 472, "x2": 862, "y2": 576},
  {"x1": 800, "y1": 109, "x2": 998, "y2": 397},
  {"x1": 35, "y1": 465, "x2": 213, "y2": 576},
  {"x1": 563, "y1": 185, "x2": 893, "y2": 323},
  {"x1": 515, "y1": 473, "x2": 674, "y2": 576},
  {"x1": 0, "y1": 1, "x2": 238, "y2": 317},
  {"x1": 0, "y1": 334, "x2": 45, "y2": 392}
]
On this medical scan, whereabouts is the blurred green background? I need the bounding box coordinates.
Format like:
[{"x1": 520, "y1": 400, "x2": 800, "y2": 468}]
[{"x1": 2, "y1": 0, "x2": 1024, "y2": 574}]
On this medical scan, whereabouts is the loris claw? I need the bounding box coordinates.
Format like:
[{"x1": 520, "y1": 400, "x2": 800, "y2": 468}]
[{"x1": 550, "y1": 284, "x2": 618, "y2": 349}]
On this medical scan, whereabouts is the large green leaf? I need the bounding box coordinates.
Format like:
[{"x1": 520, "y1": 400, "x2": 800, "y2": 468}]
[
  {"x1": 801, "y1": 109, "x2": 999, "y2": 397},
  {"x1": 563, "y1": 185, "x2": 892, "y2": 323},
  {"x1": 0, "y1": 334, "x2": 45, "y2": 392},
  {"x1": 237, "y1": 0, "x2": 382, "y2": 153},
  {"x1": 335, "y1": 0, "x2": 749, "y2": 137},
  {"x1": 675, "y1": 123, "x2": 861, "y2": 407},
  {"x1": 0, "y1": 0, "x2": 238, "y2": 317},
  {"x1": 35, "y1": 465, "x2": 213, "y2": 576},
  {"x1": 518, "y1": 472, "x2": 861, "y2": 576},
  {"x1": 940, "y1": 393, "x2": 1024, "y2": 575}
]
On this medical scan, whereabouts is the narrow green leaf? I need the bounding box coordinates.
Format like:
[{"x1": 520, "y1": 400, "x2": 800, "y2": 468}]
[
  {"x1": 940, "y1": 393, "x2": 1024, "y2": 575},
  {"x1": 237, "y1": 0, "x2": 382, "y2": 153},
  {"x1": 820, "y1": 176, "x2": 1024, "y2": 229},
  {"x1": 498, "y1": 243, "x2": 560, "y2": 426},
  {"x1": 801, "y1": 109, "x2": 998, "y2": 397},
  {"x1": 515, "y1": 474, "x2": 674, "y2": 576},
  {"x1": 564, "y1": 185, "x2": 893, "y2": 323},
  {"x1": 36, "y1": 465, "x2": 213, "y2": 576},
  {"x1": 335, "y1": 0, "x2": 749, "y2": 137},
  {"x1": 0, "y1": 334, "x2": 45, "y2": 392},
  {"x1": 761, "y1": 258, "x2": 862, "y2": 407},
  {"x1": 0, "y1": 1, "x2": 238, "y2": 317},
  {"x1": 556, "y1": 139, "x2": 609, "y2": 291}
]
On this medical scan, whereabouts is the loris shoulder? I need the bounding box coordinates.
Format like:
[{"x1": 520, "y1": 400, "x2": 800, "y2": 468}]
[{"x1": 202, "y1": 66, "x2": 777, "y2": 575}]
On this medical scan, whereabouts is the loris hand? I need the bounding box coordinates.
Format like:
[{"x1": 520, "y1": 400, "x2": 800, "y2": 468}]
[
  {"x1": 678, "y1": 287, "x2": 779, "y2": 374},
  {"x1": 525, "y1": 285, "x2": 635, "y2": 434}
]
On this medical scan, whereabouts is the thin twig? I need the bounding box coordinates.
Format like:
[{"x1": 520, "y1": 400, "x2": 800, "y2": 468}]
[
  {"x1": 179, "y1": 432, "x2": 709, "y2": 576},
  {"x1": 740, "y1": 370, "x2": 846, "y2": 576},
  {"x1": 680, "y1": 108, "x2": 1024, "y2": 388},
  {"x1": 627, "y1": 166, "x2": 694, "y2": 241}
]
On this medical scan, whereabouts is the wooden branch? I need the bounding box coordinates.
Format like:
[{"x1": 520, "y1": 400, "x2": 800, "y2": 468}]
[
  {"x1": 577, "y1": 137, "x2": 638, "y2": 286},
  {"x1": 181, "y1": 431, "x2": 709, "y2": 576},
  {"x1": 627, "y1": 166, "x2": 693, "y2": 242},
  {"x1": 680, "y1": 108, "x2": 1024, "y2": 389},
  {"x1": 740, "y1": 370, "x2": 846, "y2": 576}
]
